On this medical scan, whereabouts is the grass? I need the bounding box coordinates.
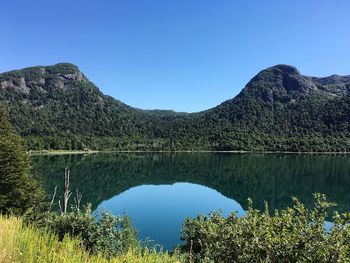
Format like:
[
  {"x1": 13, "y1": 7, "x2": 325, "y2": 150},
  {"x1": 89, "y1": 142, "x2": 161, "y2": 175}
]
[{"x1": 0, "y1": 216, "x2": 184, "y2": 263}]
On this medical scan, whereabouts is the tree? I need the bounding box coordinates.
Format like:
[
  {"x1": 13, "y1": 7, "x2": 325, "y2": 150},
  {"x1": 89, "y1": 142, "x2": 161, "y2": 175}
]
[{"x1": 0, "y1": 104, "x2": 43, "y2": 215}]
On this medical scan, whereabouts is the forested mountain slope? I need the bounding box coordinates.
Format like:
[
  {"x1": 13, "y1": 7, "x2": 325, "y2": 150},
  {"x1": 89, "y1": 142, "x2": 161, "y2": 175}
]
[{"x1": 0, "y1": 63, "x2": 349, "y2": 151}]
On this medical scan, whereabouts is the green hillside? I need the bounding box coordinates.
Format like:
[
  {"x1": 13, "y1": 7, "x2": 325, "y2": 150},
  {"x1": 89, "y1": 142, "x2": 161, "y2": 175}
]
[{"x1": 0, "y1": 63, "x2": 349, "y2": 151}]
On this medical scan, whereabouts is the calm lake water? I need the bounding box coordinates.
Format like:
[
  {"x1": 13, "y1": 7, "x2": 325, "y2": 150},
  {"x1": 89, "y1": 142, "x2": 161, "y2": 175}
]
[{"x1": 31, "y1": 153, "x2": 350, "y2": 249}]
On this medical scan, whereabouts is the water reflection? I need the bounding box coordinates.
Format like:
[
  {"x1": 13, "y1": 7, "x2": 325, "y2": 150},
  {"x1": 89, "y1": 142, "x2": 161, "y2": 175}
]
[
  {"x1": 97, "y1": 183, "x2": 244, "y2": 249},
  {"x1": 32, "y1": 153, "x2": 350, "y2": 212},
  {"x1": 31, "y1": 153, "x2": 350, "y2": 247}
]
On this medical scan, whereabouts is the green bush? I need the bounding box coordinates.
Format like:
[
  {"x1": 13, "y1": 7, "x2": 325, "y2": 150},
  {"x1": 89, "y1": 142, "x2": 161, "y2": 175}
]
[
  {"x1": 47, "y1": 205, "x2": 138, "y2": 258},
  {"x1": 181, "y1": 194, "x2": 350, "y2": 263}
]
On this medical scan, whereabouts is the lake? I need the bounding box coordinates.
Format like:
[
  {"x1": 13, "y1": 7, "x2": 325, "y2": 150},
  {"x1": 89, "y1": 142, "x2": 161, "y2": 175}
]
[{"x1": 31, "y1": 153, "x2": 350, "y2": 249}]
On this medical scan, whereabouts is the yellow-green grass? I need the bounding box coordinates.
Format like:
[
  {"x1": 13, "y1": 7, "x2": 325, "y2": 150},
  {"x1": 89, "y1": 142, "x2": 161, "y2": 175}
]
[{"x1": 0, "y1": 216, "x2": 184, "y2": 263}]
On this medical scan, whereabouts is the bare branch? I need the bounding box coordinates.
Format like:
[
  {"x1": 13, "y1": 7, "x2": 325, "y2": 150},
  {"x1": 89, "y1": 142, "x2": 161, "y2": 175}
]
[
  {"x1": 50, "y1": 186, "x2": 57, "y2": 207},
  {"x1": 74, "y1": 189, "x2": 83, "y2": 212},
  {"x1": 58, "y1": 199, "x2": 62, "y2": 214},
  {"x1": 63, "y1": 168, "x2": 72, "y2": 213}
]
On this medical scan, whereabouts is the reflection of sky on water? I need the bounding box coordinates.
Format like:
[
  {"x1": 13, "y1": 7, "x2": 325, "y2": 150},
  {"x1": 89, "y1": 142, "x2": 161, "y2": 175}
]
[
  {"x1": 325, "y1": 221, "x2": 333, "y2": 232},
  {"x1": 32, "y1": 153, "x2": 350, "y2": 250},
  {"x1": 96, "y1": 182, "x2": 245, "y2": 249}
]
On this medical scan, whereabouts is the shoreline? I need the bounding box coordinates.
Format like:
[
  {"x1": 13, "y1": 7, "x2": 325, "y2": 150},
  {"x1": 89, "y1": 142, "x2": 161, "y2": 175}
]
[{"x1": 28, "y1": 149, "x2": 350, "y2": 156}]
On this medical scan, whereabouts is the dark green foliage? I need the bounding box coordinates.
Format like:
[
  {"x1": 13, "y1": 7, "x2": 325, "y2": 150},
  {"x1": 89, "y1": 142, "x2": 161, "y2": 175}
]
[
  {"x1": 47, "y1": 205, "x2": 138, "y2": 258},
  {"x1": 0, "y1": 105, "x2": 45, "y2": 215},
  {"x1": 0, "y1": 63, "x2": 349, "y2": 152},
  {"x1": 181, "y1": 194, "x2": 350, "y2": 263}
]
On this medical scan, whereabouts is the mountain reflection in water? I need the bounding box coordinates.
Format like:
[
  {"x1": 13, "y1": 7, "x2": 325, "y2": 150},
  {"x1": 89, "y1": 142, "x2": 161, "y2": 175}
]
[{"x1": 32, "y1": 153, "x2": 350, "y2": 248}]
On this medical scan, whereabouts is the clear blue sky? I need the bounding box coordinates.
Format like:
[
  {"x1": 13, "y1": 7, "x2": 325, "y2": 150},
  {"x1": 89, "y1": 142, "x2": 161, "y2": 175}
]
[{"x1": 1, "y1": 1, "x2": 349, "y2": 112}]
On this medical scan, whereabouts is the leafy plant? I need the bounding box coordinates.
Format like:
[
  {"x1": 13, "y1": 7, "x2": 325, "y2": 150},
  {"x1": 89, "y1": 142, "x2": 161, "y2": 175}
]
[
  {"x1": 47, "y1": 205, "x2": 138, "y2": 258},
  {"x1": 181, "y1": 194, "x2": 350, "y2": 263}
]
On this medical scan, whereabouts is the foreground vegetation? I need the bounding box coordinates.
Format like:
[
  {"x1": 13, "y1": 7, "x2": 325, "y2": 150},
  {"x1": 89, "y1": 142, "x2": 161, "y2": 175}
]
[
  {"x1": 2, "y1": 195, "x2": 350, "y2": 263},
  {"x1": 181, "y1": 194, "x2": 350, "y2": 262},
  {"x1": 0, "y1": 216, "x2": 183, "y2": 263}
]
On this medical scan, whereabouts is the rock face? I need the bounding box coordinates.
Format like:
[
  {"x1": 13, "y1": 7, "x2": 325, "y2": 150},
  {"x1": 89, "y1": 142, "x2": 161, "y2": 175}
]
[
  {"x1": 0, "y1": 63, "x2": 86, "y2": 95},
  {"x1": 233, "y1": 65, "x2": 350, "y2": 104},
  {"x1": 238, "y1": 65, "x2": 319, "y2": 103},
  {"x1": 311, "y1": 74, "x2": 350, "y2": 97},
  {"x1": 0, "y1": 63, "x2": 349, "y2": 152},
  {"x1": 1, "y1": 77, "x2": 30, "y2": 94}
]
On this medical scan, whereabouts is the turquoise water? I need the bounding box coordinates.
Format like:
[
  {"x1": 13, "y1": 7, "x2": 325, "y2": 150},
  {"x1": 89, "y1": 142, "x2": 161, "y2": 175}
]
[
  {"x1": 31, "y1": 153, "x2": 350, "y2": 249},
  {"x1": 97, "y1": 183, "x2": 244, "y2": 248}
]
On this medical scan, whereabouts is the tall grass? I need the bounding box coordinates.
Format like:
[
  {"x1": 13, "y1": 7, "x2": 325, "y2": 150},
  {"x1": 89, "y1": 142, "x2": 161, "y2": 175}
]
[{"x1": 0, "y1": 216, "x2": 184, "y2": 263}]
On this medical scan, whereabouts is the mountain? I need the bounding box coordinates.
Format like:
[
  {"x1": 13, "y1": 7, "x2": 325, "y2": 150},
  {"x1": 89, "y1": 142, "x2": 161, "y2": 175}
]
[{"x1": 0, "y1": 63, "x2": 349, "y2": 152}]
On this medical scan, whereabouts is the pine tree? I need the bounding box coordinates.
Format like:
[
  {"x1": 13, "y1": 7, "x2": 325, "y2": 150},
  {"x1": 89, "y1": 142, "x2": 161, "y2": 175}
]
[{"x1": 0, "y1": 104, "x2": 43, "y2": 215}]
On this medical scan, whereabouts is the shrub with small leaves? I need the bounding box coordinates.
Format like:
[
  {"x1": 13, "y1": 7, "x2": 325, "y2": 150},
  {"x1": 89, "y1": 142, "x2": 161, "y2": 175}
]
[
  {"x1": 181, "y1": 194, "x2": 350, "y2": 263},
  {"x1": 47, "y1": 204, "x2": 138, "y2": 258}
]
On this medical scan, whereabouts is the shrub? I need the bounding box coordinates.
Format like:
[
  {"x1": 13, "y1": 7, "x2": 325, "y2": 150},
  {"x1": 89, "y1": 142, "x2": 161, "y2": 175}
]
[
  {"x1": 181, "y1": 193, "x2": 350, "y2": 263},
  {"x1": 47, "y1": 205, "x2": 138, "y2": 258}
]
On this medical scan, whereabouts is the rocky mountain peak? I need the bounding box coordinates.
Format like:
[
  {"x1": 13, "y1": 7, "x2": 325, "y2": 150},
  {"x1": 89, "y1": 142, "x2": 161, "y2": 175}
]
[
  {"x1": 0, "y1": 63, "x2": 86, "y2": 94},
  {"x1": 240, "y1": 64, "x2": 318, "y2": 102}
]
